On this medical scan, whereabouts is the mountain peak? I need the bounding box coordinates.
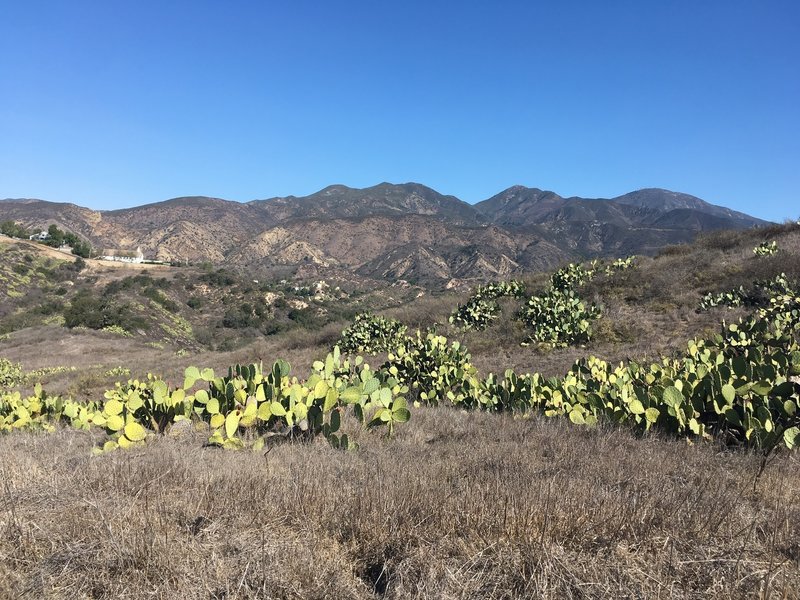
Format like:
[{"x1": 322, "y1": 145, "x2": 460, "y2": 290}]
[
  {"x1": 611, "y1": 189, "x2": 766, "y2": 226},
  {"x1": 249, "y1": 182, "x2": 483, "y2": 225},
  {"x1": 613, "y1": 188, "x2": 705, "y2": 207},
  {"x1": 475, "y1": 186, "x2": 565, "y2": 224},
  {"x1": 316, "y1": 184, "x2": 353, "y2": 195}
]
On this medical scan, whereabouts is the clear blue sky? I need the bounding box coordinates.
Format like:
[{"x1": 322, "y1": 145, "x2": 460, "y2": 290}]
[{"x1": 1, "y1": 1, "x2": 798, "y2": 221}]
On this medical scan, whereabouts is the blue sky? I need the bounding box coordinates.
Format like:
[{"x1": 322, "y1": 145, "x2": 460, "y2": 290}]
[{"x1": 1, "y1": 1, "x2": 798, "y2": 221}]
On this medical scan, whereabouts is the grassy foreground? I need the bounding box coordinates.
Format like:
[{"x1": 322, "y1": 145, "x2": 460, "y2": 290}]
[{"x1": 1, "y1": 408, "x2": 798, "y2": 599}]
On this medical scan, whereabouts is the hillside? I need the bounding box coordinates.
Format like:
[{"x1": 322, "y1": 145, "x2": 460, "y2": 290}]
[
  {"x1": 0, "y1": 183, "x2": 771, "y2": 286},
  {"x1": 1, "y1": 222, "x2": 799, "y2": 599},
  {"x1": 3, "y1": 219, "x2": 798, "y2": 391},
  {"x1": 0, "y1": 234, "x2": 429, "y2": 375},
  {"x1": 226, "y1": 216, "x2": 567, "y2": 284}
]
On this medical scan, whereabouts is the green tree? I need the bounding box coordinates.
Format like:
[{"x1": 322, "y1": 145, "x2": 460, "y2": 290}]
[
  {"x1": 0, "y1": 220, "x2": 31, "y2": 239},
  {"x1": 45, "y1": 224, "x2": 65, "y2": 247},
  {"x1": 70, "y1": 239, "x2": 93, "y2": 258}
]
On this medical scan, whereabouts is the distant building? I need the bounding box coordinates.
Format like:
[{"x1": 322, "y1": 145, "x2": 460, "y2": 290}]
[
  {"x1": 29, "y1": 232, "x2": 49, "y2": 241},
  {"x1": 99, "y1": 246, "x2": 145, "y2": 263}
]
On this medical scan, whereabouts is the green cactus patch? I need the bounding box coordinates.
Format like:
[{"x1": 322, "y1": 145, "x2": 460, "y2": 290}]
[{"x1": 338, "y1": 313, "x2": 408, "y2": 354}]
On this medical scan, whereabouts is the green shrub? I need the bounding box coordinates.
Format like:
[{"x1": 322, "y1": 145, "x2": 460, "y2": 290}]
[
  {"x1": 142, "y1": 287, "x2": 179, "y2": 312},
  {"x1": 200, "y1": 269, "x2": 237, "y2": 287},
  {"x1": 71, "y1": 240, "x2": 92, "y2": 258},
  {"x1": 63, "y1": 291, "x2": 146, "y2": 332},
  {"x1": 0, "y1": 221, "x2": 31, "y2": 239}
]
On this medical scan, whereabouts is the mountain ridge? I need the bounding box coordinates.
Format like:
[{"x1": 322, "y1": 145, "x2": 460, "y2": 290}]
[{"x1": 0, "y1": 183, "x2": 770, "y2": 286}]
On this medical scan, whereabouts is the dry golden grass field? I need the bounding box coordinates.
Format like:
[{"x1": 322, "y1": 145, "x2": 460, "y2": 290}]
[{"x1": 1, "y1": 410, "x2": 798, "y2": 599}]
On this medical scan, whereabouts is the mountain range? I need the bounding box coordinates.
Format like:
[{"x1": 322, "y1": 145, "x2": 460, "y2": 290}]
[{"x1": 0, "y1": 183, "x2": 767, "y2": 285}]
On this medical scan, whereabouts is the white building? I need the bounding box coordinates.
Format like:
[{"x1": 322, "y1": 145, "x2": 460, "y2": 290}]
[{"x1": 99, "y1": 246, "x2": 145, "y2": 263}]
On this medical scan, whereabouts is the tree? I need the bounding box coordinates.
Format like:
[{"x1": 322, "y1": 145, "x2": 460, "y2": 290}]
[
  {"x1": 40, "y1": 225, "x2": 92, "y2": 256},
  {"x1": 70, "y1": 239, "x2": 93, "y2": 258},
  {"x1": 45, "y1": 224, "x2": 65, "y2": 247},
  {"x1": 0, "y1": 220, "x2": 30, "y2": 239}
]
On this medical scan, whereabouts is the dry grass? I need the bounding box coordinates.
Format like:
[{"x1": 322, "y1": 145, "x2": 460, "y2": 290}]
[{"x1": 1, "y1": 410, "x2": 798, "y2": 599}]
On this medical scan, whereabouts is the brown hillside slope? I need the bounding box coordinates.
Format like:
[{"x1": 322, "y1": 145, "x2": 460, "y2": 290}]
[{"x1": 1, "y1": 183, "x2": 772, "y2": 284}]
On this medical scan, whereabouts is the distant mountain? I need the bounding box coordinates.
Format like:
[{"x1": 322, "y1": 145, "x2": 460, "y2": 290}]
[
  {"x1": 477, "y1": 186, "x2": 765, "y2": 229},
  {"x1": 250, "y1": 182, "x2": 483, "y2": 225},
  {"x1": 611, "y1": 189, "x2": 767, "y2": 229},
  {"x1": 475, "y1": 186, "x2": 567, "y2": 224},
  {"x1": 0, "y1": 183, "x2": 770, "y2": 286},
  {"x1": 473, "y1": 186, "x2": 767, "y2": 257},
  {"x1": 612, "y1": 188, "x2": 743, "y2": 216}
]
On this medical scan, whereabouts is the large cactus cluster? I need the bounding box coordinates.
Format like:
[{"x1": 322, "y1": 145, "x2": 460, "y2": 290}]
[
  {"x1": 518, "y1": 263, "x2": 602, "y2": 347},
  {"x1": 449, "y1": 280, "x2": 525, "y2": 331},
  {"x1": 338, "y1": 312, "x2": 408, "y2": 354},
  {"x1": 2, "y1": 348, "x2": 405, "y2": 452},
  {"x1": 380, "y1": 289, "x2": 800, "y2": 450}
]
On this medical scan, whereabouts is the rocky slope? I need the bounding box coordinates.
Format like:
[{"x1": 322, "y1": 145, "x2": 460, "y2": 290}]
[{"x1": 0, "y1": 184, "x2": 768, "y2": 285}]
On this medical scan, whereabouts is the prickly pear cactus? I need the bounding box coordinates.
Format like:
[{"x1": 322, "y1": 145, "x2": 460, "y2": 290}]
[
  {"x1": 754, "y1": 240, "x2": 778, "y2": 256},
  {"x1": 338, "y1": 313, "x2": 408, "y2": 354},
  {"x1": 518, "y1": 289, "x2": 601, "y2": 347},
  {"x1": 449, "y1": 280, "x2": 525, "y2": 331},
  {"x1": 0, "y1": 358, "x2": 24, "y2": 389}
]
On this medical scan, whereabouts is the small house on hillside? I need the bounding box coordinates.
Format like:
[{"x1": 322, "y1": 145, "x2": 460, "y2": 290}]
[
  {"x1": 99, "y1": 246, "x2": 145, "y2": 263},
  {"x1": 29, "y1": 232, "x2": 49, "y2": 241}
]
